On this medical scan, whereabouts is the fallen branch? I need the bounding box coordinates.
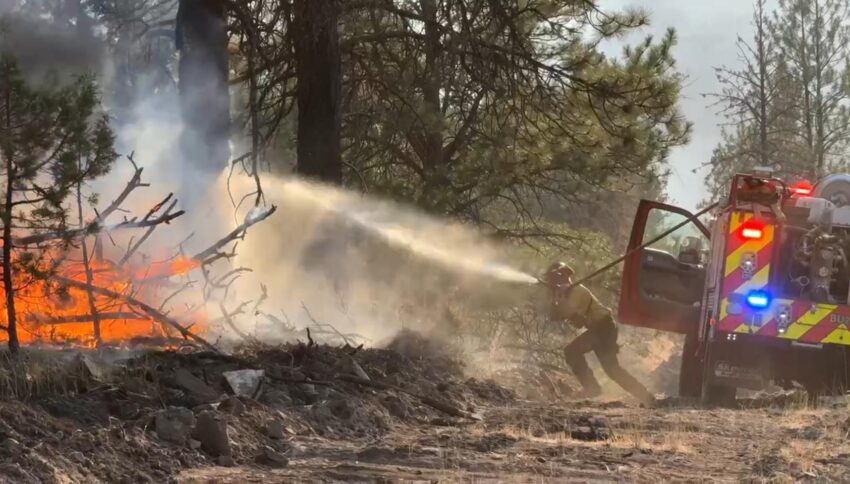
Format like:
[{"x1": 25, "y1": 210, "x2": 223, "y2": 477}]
[
  {"x1": 54, "y1": 276, "x2": 218, "y2": 352},
  {"x1": 27, "y1": 312, "x2": 147, "y2": 324},
  {"x1": 301, "y1": 302, "x2": 360, "y2": 346}
]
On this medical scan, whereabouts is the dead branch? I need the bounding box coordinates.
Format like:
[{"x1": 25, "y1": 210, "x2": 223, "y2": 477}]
[
  {"x1": 210, "y1": 300, "x2": 256, "y2": 343},
  {"x1": 158, "y1": 280, "x2": 195, "y2": 313},
  {"x1": 54, "y1": 276, "x2": 218, "y2": 352},
  {"x1": 96, "y1": 153, "x2": 149, "y2": 222},
  {"x1": 118, "y1": 198, "x2": 180, "y2": 266},
  {"x1": 16, "y1": 209, "x2": 185, "y2": 247},
  {"x1": 347, "y1": 343, "x2": 364, "y2": 356},
  {"x1": 27, "y1": 312, "x2": 148, "y2": 324},
  {"x1": 193, "y1": 205, "x2": 277, "y2": 262},
  {"x1": 300, "y1": 302, "x2": 359, "y2": 346}
]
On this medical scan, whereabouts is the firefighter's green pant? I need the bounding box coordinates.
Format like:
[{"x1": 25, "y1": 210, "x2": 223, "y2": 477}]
[{"x1": 564, "y1": 315, "x2": 654, "y2": 405}]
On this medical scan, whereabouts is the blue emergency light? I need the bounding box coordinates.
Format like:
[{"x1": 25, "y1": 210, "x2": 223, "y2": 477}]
[{"x1": 746, "y1": 290, "x2": 771, "y2": 309}]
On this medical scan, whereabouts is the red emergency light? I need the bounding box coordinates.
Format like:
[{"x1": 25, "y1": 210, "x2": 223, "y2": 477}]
[
  {"x1": 740, "y1": 220, "x2": 764, "y2": 240},
  {"x1": 790, "y1": 180, "x2": 813, "y2": 197}
]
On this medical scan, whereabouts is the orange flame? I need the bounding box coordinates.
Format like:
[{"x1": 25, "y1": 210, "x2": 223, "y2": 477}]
[
  {"x1": 134, "y1": 256, "x2": 202, "y2": 280},
  {"x1": 0, "y1": 253, "x2": 206, "y2": 348}
]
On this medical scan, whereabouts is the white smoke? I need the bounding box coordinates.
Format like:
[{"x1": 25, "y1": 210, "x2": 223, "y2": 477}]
[
  {"x1": 3, "y1": 3, "x2": 540, "y2": 347},
  {"x1": 225, "y1": 174, "x2": 538, "y2": 344}
]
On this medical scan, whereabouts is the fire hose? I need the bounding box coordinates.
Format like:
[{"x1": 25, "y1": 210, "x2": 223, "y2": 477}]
[{"x1": 538, "y1": 202, "x2": 720, "y2": 290}]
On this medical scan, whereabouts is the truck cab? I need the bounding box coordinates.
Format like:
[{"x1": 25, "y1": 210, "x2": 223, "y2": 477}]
[{"x1": 619, "y1": 172, "x2": 850, "y2": 402}]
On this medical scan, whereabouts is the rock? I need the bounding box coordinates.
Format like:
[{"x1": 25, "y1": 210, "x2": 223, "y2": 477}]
[
  {"x1": 570, "y1": 426, "x2": 595, "y2": 441},
  {"x1": 570, "y1": 415, "x2": 611, "y2": 441},
  {"x1": 799, "y1": 426, "x2": 822, "y2": 441},
  {"x1": 295, "y1": 383, "x2": 319, "y2": 405},
  {"x1": 116, "y1": 402, "x2": 141, "y2": 420},
  {"x1": 258, "y1": 446, "x2": 289, "y2": 468},
  {"x1": 348, "y1": 357, "x2": 370, "y2": 381},
  {"x1": 192, "y1": 403, "x2": 217, "y2": 414},
  {"x1": 218, "y1": 397, "x2": 246, "y2": 416},
  {"x1": 216, "y1": 455, "x2": 236, "y2": 467},
  {"x1": 155, "y1": 407, "x2": 196, "y2": 445},
  {"x1": 188, "y1": 439, "x2": 202, "y2": 450},
  {"x1": 263, "y1": 388, "x2": 293, "y2": 406},
  {"x1": 328, "y1": 399, "x2": 354, "y2": 420},
  {"x1": 68, "y1": 451, "x2": 85, "y2": 463},
  {"x1": 72, "y1": 353, "x2": 112, "y2": 382},
  {"x1": 192, "y1": 411, "x2": 231, "y2": 457},
  {"x1": 266, "y1": 421, "x2": 286, "y2": 440},
  {"x1": 222, "y1": 369, "x2": 265, "y2": 398},
  {"x1": 382, "y1": 395, "x2": 408, "y2": 419},
  {"x1": 288, "y1": 442, "x2": 309, "y2": 457},
  {"x1": 173, "y1": 369, "x2": 220, "y2": 404}
]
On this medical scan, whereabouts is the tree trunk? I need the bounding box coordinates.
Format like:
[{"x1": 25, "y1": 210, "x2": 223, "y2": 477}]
[
  {"x1": 799, "y1": 1, "x2": 815, "y2": 166},
  {"x1": 813, "y1": 0, "x2": 826, "y2": 177},
  {"x1": 416, "y1": 0, "x2": 447, "y2": 209},
  {"x1": 2, "y1": 89, "x2": 17, "y2": 353},
  {"x1": 756, "y1": 0, "x2": 769, "y2": 167},
  {"x1": 77, "y1": 184, "x2": 101, "y2": 345},
  {"x1": 293, "y1": 0, "x2": 342, "y2": 184},
  {"x1": 420, "y1": 0, "x2": 444, "y2": 170},
  {"x1": 176, "y1": 0, "x2": 231, "y2": 177}
]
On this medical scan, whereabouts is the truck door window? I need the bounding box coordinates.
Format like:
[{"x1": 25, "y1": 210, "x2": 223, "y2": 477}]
[{"x1": 644, "y1": 209, "x2": 710, "y2": 265}]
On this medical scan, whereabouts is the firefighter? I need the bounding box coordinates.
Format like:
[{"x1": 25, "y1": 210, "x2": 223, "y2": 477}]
[{"x1": 545, "y1": 262, "x2": 656, "y2": 406}]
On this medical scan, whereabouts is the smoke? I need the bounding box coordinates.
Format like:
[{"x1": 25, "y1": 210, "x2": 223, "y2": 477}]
[
  {"x1": 0, "y1": 3, "x2": 105, "y2": 83},
  {"x1": 0, "y1": 0, "x2": 542, "y2": 350},
  {"x1": 224, "y1": 174, "x2": 539, "y2": 343}
]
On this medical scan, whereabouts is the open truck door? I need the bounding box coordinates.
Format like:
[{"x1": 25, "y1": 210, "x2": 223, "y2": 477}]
[
  {"x1": 618, "y1": 200, "x2": 710, "y2": 335},
  {"x1": 619, "y1": 200, "x2": 712, "y2": 398}
]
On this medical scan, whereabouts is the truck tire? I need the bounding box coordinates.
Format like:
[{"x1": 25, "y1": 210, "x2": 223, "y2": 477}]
[
  {"x1": 702, "y1": 381, "x2": 736, "y2": 407},
  {"x1": 700, "y1": 341, "x2": 737, "y2": 407},
  {"x1": 678, "y1": 330, "x2": 702, "y2": 399}
]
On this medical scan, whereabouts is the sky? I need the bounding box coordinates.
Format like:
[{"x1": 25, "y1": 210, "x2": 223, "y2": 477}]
[{"x1": 598, "y1": 0, "x2": 774, "y2": 211}]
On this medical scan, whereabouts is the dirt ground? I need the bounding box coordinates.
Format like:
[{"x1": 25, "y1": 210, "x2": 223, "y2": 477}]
[
  {"x1": 178, "y1": 397, "x2": 850, "y2": 482},
  {"x1": 0, "y1": 333, "x2": 849, "y2": 482}
]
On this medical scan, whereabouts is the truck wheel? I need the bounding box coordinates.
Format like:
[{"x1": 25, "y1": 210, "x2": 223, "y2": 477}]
[
  {"x1": 700, "y1": 342, "x2": 736, "y2": 407},
  {"x1": 702, "y1": 382, "x2": 736, "y2": 407},
  {"x1": 678, "y1": 330, "x2": 702, "y2": 399}
]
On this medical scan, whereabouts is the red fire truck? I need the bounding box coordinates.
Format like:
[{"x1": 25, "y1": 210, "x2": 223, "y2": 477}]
[{"x1": 618, "y1": 170, "x2": 850, "y2": 402}]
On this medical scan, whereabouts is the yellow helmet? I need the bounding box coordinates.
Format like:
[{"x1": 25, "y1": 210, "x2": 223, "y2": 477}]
[{"x1": 544, "y1": 261, "x2": 574, "y2": 287}]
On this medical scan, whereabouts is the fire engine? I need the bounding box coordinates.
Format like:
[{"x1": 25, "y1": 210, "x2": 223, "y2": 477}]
[{"x1": 618, "y1": 169, "x2": 850, "y2": 403}]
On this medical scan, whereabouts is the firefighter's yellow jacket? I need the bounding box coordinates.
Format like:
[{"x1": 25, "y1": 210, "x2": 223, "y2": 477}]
[{"x1": 550, "y1": 284, "x2": 612, "y2": 328}]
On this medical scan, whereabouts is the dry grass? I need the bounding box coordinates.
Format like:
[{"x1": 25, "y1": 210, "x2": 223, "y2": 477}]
[
  {"x1": 609, "y1": 413, "x2": 696, "y2": 454},
  {"x1": 0, "y1": 349, "x2": 85, "y2": 399}
]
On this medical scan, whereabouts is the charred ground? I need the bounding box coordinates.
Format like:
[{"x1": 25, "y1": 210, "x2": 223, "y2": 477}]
[{"x1": 0, "y1": 332, "x2": 844, "y2": 482}]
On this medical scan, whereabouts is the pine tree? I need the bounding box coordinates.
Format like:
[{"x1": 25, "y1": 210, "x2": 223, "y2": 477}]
[
  {"x1": 704, "y1": 0, "x2": 794, "y2": 202},
  {"x1": 0, "y1": 56, "x2": 116, "y2": 352},
  {"x1": 293, "y1": 0, "x2": 342, "y2": 184},
  {"x1": 772, "y1": 0, "x2": 850, "y2": 177}
]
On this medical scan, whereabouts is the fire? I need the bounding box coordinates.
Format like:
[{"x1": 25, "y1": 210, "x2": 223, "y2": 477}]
[
  {"x1": 0, "y1": 253, "x2": 206, "y2": 348},
  {"x1": 135, "y1": 256, "x2": 202, "y2": 280}
]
